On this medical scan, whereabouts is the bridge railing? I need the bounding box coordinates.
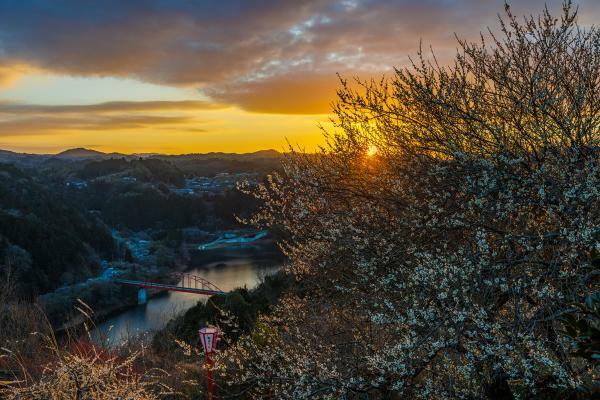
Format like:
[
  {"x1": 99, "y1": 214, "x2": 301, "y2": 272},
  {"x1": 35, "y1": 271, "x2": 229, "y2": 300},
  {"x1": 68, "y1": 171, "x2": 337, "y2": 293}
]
[
  {"x1": 114, "y1": 273, "x2": 225, "y2": 295},
  {"x1": 171, "y1": 273, "x2": 223, "y2": 293}
]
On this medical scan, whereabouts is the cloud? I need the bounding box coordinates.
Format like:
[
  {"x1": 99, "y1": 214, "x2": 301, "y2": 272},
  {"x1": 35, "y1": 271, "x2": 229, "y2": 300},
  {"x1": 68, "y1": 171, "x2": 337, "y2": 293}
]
[
  {"x1": 1, "y1": 1, "x2": 599, "y2": 114},
  {"x1": 0, "y1": 114, "x2": 198, "y2": 136},
  {"x1": 0, "y1": 100, "x2": 224, "y2": 114},
  {"x1": 207, "y1": 71, "x2": 378, "y2": 114},
  {"x1": 207, "y1": 73, "x2": 339, "y2": 115},
  {"x1": 0, "y1": 64, "x2": 37, "y2": 87},
  {"x1": 0, "y1": 99, "x2": 214, "y2": 137}
]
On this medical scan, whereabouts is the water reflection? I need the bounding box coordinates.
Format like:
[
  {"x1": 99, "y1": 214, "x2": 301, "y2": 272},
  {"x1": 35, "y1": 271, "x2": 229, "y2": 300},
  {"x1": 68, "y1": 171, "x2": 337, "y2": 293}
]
[{"x1": 92, "y1": 257, "x2": 280, "y2": 346}]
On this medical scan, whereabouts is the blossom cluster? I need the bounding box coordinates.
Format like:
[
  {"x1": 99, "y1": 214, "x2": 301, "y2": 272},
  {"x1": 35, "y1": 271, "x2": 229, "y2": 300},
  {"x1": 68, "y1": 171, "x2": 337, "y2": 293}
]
[{"x1": 226, "y1": 3, "x2": 600, "y2": 398}]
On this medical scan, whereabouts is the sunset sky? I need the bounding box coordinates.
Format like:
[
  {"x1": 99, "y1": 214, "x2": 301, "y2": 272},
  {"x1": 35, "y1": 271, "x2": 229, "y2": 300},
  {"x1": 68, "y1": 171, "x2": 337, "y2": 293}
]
[{"x1": 1, "y1": 0, "x2": 599, "y2": 154}]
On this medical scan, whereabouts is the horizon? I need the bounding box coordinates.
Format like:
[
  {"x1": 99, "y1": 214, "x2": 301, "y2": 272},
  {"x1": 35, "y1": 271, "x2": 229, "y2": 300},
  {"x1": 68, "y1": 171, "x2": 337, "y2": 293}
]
[
  {"x1": 1, "y1": 1, "x2": 599, "y2": 153},
  {"x1": 0, "y1": 145, "x2": 283, "y2": 156}
]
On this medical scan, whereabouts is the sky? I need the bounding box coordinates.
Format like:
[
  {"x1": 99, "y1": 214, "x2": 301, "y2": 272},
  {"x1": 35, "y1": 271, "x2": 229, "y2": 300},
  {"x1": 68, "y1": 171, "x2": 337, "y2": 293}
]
[{"x1": 0, "y1": 0, "x2": 599, "y2": 154}]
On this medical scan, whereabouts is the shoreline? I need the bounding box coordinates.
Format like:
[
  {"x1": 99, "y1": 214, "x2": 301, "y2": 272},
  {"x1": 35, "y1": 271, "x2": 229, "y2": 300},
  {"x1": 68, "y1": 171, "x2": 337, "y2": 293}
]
[{"x1": 63, "y1": 256, "x2": 283, "y2": 344}]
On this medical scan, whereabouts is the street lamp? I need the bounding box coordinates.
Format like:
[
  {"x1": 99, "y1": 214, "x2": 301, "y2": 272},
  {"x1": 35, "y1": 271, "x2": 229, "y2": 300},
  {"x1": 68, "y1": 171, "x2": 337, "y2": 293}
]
[{"x1": 199, "y1": 326, "x2": 219, "y2": 400}]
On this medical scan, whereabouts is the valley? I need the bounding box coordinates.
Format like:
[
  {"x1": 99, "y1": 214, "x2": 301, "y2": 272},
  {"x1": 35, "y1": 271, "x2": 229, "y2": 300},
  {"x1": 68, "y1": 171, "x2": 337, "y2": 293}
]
[{"x1": 0, "y1": 147, "x2": 284, "y2": 333}]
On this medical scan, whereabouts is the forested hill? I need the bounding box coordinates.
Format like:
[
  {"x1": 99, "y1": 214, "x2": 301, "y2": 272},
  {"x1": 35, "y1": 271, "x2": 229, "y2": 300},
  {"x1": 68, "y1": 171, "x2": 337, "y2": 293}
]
[
  {"x1": 0, "y1": 150, "x2": 282, "y2": 298},
  {"x1": 0, "y1": 163, "x2": 116, "y2": 296},
  {"x1": 76, "y1": 158, "x2": 186, "y2": 186}
]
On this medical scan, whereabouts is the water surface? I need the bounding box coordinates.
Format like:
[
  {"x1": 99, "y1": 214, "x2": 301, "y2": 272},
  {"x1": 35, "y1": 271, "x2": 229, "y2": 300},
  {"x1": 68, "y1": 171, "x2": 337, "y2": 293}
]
[{"x1": 93, "y1": 253, "x2": 280, "y2": 345}]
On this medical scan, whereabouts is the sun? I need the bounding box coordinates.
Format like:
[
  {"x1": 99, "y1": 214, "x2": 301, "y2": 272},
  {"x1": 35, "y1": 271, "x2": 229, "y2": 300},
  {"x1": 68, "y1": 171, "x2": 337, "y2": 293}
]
[{"x1": 366, "y1": 145, "x2": 378, "y2": 157}]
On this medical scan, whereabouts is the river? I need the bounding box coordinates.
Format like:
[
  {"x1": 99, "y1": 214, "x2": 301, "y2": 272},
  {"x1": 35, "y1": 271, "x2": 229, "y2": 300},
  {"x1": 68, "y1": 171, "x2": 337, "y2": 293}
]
[{"x1": 92, "y1": 242, "x2": 282, "y2": 346}]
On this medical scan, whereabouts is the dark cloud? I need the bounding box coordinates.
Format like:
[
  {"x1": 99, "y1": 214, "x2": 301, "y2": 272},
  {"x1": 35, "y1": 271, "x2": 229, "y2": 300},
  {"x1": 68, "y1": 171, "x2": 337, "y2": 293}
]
[{"x1": 1, "y1": 1, "x2": 599, "y2": 114}]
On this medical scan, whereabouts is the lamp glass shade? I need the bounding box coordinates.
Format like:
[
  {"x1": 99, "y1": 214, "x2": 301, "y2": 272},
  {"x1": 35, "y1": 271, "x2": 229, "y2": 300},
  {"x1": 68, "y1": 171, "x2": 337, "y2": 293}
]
[{"x1": 199, "y1": 327, "x2": 219, "y2": 354}]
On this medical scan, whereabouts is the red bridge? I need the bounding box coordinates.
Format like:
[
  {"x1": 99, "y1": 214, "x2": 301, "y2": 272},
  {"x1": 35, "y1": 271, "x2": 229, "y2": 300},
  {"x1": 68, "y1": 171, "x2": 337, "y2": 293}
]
[{"x1": 115, "y1": 273, "x2": 225, "y2": 296}]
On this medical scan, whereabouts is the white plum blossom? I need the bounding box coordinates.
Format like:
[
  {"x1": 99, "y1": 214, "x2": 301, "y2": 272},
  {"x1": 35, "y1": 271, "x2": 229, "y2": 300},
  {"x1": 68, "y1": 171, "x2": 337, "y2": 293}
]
[{"x1": 224, "y1": 3, "x2": 599, "y2": 399}]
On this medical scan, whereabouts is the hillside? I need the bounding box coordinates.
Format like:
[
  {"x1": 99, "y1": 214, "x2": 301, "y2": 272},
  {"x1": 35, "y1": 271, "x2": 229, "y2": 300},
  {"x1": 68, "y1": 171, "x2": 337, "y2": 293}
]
[
  {"x1": 0, "y1": 163, "x2": 116, "y2": 295},
  {"x1": 76, "y1": 158, "x2": 186, "y2": 186}
]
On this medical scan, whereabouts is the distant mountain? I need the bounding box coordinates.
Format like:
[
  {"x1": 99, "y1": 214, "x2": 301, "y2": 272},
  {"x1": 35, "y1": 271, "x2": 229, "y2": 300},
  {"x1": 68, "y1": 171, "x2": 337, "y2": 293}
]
[
  {"x1": 55, "y1": 148, "x2": 107, "y2": 159},
  {"x1": 246, "y1": 149, "x2": 281, "y2": 158},
  {"x1": 0, "y1": 149, "x2": 18, "y2": 156},
  {"x1": 159, "y1": 149, "x2": 282, "y2": 161},
  {"x1": 0, "y1": 149, "x2": 50, "y2": 167},
  {"x1": 0, "y1": 147, "x2": 284, "y2": 174},
  {"x1": 0, "y1": 147, "x2": 282, "y2": 159}
]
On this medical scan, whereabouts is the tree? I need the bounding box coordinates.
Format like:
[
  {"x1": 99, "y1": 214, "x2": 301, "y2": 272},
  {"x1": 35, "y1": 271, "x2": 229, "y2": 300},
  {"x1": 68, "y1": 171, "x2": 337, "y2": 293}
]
[
  {"x1": 227, "y1": 2, "x2": 600, "y2": 398},
  {"x1": 1, "y1": 244, "x2": 32, "y2": 297}
]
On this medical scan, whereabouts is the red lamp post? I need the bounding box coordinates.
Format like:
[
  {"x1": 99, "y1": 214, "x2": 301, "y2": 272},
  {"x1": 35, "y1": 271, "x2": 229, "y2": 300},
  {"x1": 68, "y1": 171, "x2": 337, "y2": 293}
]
[{"x1": 199, "y1": 327, "x2": 219, "y2": 400}]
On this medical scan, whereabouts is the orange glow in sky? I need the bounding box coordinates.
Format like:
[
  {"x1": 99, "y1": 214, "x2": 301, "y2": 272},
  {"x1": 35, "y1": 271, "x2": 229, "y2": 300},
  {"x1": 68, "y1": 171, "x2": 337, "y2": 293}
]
[
  {"x1": 0, "y1": 1, "x2": 588, "y2": 154},
  {"x1": 0, "y1": 72, "x2": 333, "y2": 154}
]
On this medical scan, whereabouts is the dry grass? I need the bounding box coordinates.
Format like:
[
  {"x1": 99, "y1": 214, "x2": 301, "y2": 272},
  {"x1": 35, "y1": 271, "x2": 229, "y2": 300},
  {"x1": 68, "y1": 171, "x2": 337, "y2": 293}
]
[{"x1": 0, "y1": 295, "x2": 176, "y2": 399}]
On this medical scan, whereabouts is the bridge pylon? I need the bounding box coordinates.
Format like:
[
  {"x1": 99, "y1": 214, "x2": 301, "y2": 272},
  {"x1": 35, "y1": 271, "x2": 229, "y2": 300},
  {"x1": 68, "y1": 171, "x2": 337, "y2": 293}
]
[{"x1": 138, "y1": 288, "x2": 147, "y2": 304}]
